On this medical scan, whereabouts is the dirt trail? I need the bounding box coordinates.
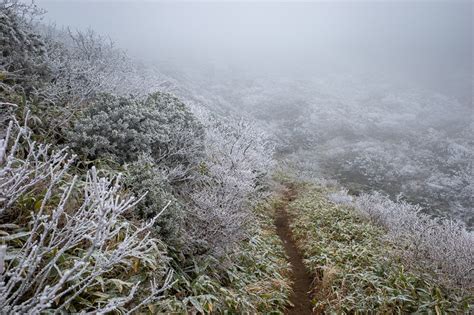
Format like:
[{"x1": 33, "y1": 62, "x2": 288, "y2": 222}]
[{"x1": 274, "y1": 187, "x2": 314, "y2": 315}]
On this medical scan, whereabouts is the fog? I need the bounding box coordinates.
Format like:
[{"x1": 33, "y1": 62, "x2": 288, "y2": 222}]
[
  {"x1": 36, "y1": 0, "x2": 473, "y2": 225},
  {"x1": 3, "y1": 1, "x2": 474, "y2": 310},
  {"x1": 38, "y1": 1, "x2": 471, "y2": 100}
]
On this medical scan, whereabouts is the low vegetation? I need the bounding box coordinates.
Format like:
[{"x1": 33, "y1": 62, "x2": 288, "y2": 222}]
[
  {"x1": 287, "y1": 183, "x2": 473, "y2": 313},
  {"x1": 1, "y1": 1, "x2": 471, "y2": 313},
  {"x1": 0, "y1": 118, "x2": 291, "y2": 313},
  {"x1": 157, "y1": 200, "x2": 292, "y2": 313}
]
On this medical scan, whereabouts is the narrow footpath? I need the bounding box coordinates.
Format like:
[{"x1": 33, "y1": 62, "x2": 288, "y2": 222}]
[{"x1": 274, "y1": 187, "x2": 314, "y2": 315}]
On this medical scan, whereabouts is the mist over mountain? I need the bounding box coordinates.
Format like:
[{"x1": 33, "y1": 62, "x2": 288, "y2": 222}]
[
  {"x1": 2, "y1": 1, "x2": 472, "y2": 312},
  {"x1": 37, "y1": 0, "x2": 472, "y2": 223},
  {"x1": 39, "y1": 1, "x2": 471, "y2": 100}
]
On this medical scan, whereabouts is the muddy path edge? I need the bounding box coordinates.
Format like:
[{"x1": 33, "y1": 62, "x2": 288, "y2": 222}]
[{"x1": 274, "y1": 186, "x2": 315, "y2": 315}]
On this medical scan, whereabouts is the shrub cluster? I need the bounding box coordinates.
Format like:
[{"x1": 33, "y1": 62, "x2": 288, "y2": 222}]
[
  {"x1": 0, "y1": 2, "x2": 283, "y2": 312},
  {"x1": 327, "y1": 187, "x2": 473, "y2": 292},
  {"x1": 0, "y1": 120, "x2": 173, "y2": 313},
  {"x1": 124, "y1": 156, "x2": 184, "y2": 244},
  {"x1": 0, "y1": 1, "x2": 48, "y2": 93},
  {"x1": 352, "y1": 191, "x2": 473, "y2": 291},
  {"x1": 68, "y1": 92, "x2": 204, "y2": 170},
  {"x1": 0, "y1": 118, "x2": 287, "y2": 313}
]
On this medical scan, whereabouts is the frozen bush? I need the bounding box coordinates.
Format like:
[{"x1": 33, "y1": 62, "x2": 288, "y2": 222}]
[
  {"x1": 0, "y1": 116, "x2": 71, "y2": 212},
  {"x1": 0, "y1": 1, "x2": 48, "y2": 93},
  {"x1": 342, "y1": 191, "x2": 474, "y2": 291},
  {"x1": 327, "y1": 188, "x2": 353, "y2": 206},
  {"x1": 68, "y1": 92, "x2": 204, "y2": 178},
  {"x1": 40, "y1": 27, "x2": 170, "y2": 106},
  {"x1": 184, "y1": 111, "x2": 274, "y2": 255},
  {"x1": 0, "y1": 117, "x2": 174, "y2": 313},
  {"x1": 124, "y1": 156, "x2": 183, "y2": 244},
  {"x1": 2, "y1": 3, "x2": 172, "y2": 145}
]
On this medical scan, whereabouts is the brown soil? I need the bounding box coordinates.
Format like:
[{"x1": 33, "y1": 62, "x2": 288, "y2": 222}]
[{"x1": 275, "y1": 187, "x2": 315, "y2": 315}]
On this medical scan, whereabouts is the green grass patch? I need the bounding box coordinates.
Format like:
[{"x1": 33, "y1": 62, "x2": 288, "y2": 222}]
[
  {"x1": 156, "y1": 199, "x2": 292, "y2": 314},
  {"x1": 287, "y1": 185, "x2": 472, "y2": 313}
]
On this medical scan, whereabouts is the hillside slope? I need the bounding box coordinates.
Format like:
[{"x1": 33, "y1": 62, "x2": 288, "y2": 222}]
[{"x1": 273, "y1": 180, "x2": 473, "y2": 313}]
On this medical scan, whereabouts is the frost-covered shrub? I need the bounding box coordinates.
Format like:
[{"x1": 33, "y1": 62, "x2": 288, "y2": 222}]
[
  {"x1": 2, "y1": 2, "x2": 172, "y2": 146},
  {"x1": 40, "y1": 27, "x2": 170, "y2": 106},
  {"x1": 0, "y1": 117, "x2": 173, "y2": 313},
  {"x1": 0, "y1": 117, "x2": 68, "y2": 211},
  {"x1": 327, "y1": 188, "x2": 353, "y2": 206},
  {"x1": 1, "y1": 0, "x2": 168, "y2": 103},
  {"x1": 328, "y1": 187, "x2": 474, "y2": 291},
  {"x1": 353, "y1": 192, "x2": 473, "y2": 291},
  {"x1": 184, "y1": 111, "x2": 274, "y2": 255},
  {"x1": 0, "y1": 1, "x2": 48, "y2": 93},
  {"x1": 124, "y1": 156, "x2": 183, "y2": 244},
  {"x1": 69, "y1": 92, "x2": 204, "y2": 176}
]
